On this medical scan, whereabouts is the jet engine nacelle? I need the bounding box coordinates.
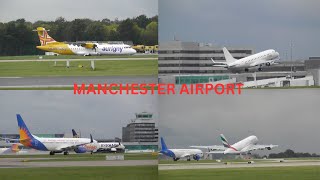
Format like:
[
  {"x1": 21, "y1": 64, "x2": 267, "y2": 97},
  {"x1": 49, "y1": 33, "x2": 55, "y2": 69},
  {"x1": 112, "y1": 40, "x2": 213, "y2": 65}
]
[
  {"x1": 110, "y1": 148, "x2": 117, "y2": 152},
  {"x1": 193, "y1": 154, "x2": 201, "y2": 161},
  {"x1": 267, "y1": 147, "x2": 271, "y2": 150},
  {"x1": 74, "y1": 146, "x2": 87, "y2": 153}
]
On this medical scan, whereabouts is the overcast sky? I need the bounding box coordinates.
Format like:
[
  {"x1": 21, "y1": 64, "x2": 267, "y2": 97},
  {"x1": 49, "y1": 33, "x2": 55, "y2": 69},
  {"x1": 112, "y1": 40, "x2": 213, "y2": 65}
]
[
  {"x1": 159, "y1": 89, "x2": 320, "y2": 154},
  {"x1": 159, "y1": 0, "x2": 320, "y2": 59},
  {"x1": 0, "y1": 91, "x2": 157, "y2": 139},
  {"x1": 0, "y1": 0, "x2": 158, "y2": 22}
]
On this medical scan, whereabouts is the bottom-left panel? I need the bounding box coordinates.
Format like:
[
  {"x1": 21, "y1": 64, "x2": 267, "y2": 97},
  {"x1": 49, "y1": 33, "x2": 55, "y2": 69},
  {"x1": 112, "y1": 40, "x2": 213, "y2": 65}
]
[{"x1": 0, "y1": 90, "x2": 158, "y2": 180}]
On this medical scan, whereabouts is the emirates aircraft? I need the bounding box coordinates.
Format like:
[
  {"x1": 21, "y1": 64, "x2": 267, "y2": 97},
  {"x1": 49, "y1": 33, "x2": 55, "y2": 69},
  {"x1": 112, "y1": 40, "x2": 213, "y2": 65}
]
[
  {"x1": 211, "y1": 47, "x2": 280, "y2": 72},
  {"x1": 191, "y1": 134, "x2": 278, "y2": 155},
  {"x1": 35, "y1": 27, "x2": 136, "y2": 56},
  {"x1": 16, "y1": 114, "x2": 97, "y2": 155}
]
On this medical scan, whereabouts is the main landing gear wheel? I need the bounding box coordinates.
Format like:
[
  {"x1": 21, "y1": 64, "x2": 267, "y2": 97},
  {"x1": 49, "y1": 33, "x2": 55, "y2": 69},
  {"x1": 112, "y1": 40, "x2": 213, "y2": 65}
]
[
  {"x1": 258, "y1": 67, "x2": 262, "y2": 71},
  {"x1": 245, "y1": 68, "x2": 249, "y2": 72},
  {"x1": 187, "y1": 158, "x2": 191, "y2": 161},
  {"x1": 49, "y1": 151, "x2": 55, "y2": 155},
  {"x1": 64, "y1": 151, "x2": 69, "y2": 155}
]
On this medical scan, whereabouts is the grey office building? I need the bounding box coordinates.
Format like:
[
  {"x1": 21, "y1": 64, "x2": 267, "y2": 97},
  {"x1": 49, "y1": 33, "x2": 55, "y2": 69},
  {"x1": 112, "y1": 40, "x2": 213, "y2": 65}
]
[{"x1": 122, "y1": 112, "x2": 158, "y2": 142}]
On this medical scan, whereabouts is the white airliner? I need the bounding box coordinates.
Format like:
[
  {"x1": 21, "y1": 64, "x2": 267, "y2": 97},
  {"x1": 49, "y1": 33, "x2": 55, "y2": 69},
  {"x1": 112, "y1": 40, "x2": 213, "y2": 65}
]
[
  {"x1": 160, "y1": 137, "x2": 203, "y2": 161},
  {"x1": 191, "y1": 134, "x2": 278, "y2": 155},
  {"x1": 17, "y1": 114, "x2": 97, "y2": 155},
  {"x1": 35, "y1": 27, "x2": 137, "y2": 56},
  {"x1": 211, "y1": 47, "x2": 280, "y2": 72},
  {"x1": 72, "y1": 129, "x2": 125, "y2": 153}
]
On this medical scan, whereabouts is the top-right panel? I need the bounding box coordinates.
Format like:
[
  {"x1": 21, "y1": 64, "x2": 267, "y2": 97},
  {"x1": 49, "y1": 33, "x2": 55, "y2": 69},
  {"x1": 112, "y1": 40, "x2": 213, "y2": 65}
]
[{"x1": 158, "y1": 0, "x2": 320, "y2": 88}]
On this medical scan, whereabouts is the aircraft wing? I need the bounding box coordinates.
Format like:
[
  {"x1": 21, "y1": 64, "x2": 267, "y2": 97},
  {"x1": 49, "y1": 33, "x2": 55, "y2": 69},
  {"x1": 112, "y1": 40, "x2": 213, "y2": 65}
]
[
  {"x1": 80, "y1": 43, "x2": 97, "y2": 49},
  {"x1": 57, "y1": 142, "x2": 92, "y2": 152},
  {"x1": 190, "y1": 145, "x2": 225, "y2": 151},
  {"x1": 211, "y1": 58, "x2": 228, "y2": 67},
  {"x1": 241, "y1": 144, "x2": 278, "y2": 152},
  {"x1": 180, "y1": 153, "x2": 192, "y2": 158},
  {"x1": 206, "y1": 151, "x2": 225, "y2": 154}
]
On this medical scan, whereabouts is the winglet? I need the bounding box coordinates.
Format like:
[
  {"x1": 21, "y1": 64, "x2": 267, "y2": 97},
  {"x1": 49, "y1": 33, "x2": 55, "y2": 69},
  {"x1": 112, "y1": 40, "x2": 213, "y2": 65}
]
[
  {"x1": 160, "y1": 137, "x2": 168, "y2": 150},
  {"x1": 211, "y1": 58, "x2": 216, "y2": 63}
]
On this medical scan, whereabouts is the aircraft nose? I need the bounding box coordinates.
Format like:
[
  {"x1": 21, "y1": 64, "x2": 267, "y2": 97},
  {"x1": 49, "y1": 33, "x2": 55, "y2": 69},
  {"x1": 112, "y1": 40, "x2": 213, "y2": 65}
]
[{"x1": 131, "y1": 48, "x2": 137, "y2": 54}]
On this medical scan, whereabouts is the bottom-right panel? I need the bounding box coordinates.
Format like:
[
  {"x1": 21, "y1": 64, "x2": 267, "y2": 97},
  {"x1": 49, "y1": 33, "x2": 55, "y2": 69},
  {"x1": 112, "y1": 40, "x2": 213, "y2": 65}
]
[{"x1": 158, "y1": 89, "x2": 320, "y2": 180}]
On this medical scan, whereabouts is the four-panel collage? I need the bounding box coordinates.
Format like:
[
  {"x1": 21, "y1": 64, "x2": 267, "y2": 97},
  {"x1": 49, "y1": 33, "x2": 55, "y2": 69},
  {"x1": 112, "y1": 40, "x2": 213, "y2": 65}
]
[{"x1": 0, "y1": 0, "x2": 320, "y2": 179}]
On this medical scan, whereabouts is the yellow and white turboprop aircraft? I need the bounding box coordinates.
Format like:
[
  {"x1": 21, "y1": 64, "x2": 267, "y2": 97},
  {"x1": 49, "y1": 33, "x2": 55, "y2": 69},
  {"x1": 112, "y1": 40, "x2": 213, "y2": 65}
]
[{"x1": 35, "y1": 27, "x2": 136, "y2": 56}]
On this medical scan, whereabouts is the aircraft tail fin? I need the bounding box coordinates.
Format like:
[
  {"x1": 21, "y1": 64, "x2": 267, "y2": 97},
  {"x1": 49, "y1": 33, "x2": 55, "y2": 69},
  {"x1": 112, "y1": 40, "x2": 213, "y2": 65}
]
[
  {"x1": 220, "y1": 134, "x2": 230, "y2": 148},
  {"x1": 222, "y1": 47, "x2": 237, "y2": 64},
  {"x1": 17, "y1": 114, "x2": 36, "y2": 148},
  {"x1": 72, "y1": 129, "x2": 80, "y2": 138},
  {"x1": 10, "y1": 144, "x2": 20, "y2": 153},
  {"x1": 34, "y1": 27, "x2": 56, "y2": 46},
  {"x1": 160, "y1": 137, "x2": 168, "y2": 150}
]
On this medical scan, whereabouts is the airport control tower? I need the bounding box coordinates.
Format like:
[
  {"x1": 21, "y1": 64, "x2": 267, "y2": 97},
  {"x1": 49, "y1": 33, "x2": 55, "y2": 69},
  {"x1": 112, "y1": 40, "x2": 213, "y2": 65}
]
[{"x1": 122, "y1": 112, "x2": 158, "y2": 142}]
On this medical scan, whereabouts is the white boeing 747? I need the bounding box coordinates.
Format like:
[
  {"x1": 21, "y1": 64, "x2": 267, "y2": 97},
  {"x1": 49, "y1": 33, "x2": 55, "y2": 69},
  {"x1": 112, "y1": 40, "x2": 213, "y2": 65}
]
[
  {"x1": 160, "y1": 137, "x2": 203, "y2": 161},
  {"x1": 17, "y1": 114, "x2": 97, "y2": 155},
  {"x1": 211, "y1": 47, "x2": 280, "y2": 72},
  {"x1": 191, "y1": 134, "x2": 278, "y2": 155}
]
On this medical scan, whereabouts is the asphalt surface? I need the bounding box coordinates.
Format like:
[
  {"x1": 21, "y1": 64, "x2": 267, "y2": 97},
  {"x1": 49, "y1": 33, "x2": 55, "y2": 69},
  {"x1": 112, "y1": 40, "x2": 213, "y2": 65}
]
[
  {"x1": 0, "y1": 57, "x2": 157, "y2": 62},
  {"x1": 159, "y1": 160, "x2": 320, "y2": 170},
  {"x1": 0, "y1": 76, "x2": 158, "y2": 88},
  {"x1": 0, "y1": 158, "x2": 157, "y2": 168}
]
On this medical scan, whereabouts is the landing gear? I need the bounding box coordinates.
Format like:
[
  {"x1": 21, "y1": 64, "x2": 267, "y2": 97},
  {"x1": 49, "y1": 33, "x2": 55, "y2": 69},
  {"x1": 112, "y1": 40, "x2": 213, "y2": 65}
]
[
  {"x1": 49, "y1": 151, "x2": 55, "y2": 155},
  {"x1": 258, "y1": 67, "x2": 262, "y2": 71},
  {"x1": 173, "y1": 158, "x2": 180, "y2": 161},
  {"x1": 245, "y1": 68, "x2": 249, "y2": 72},
  {"x1": 187, "y1": 158, "x2": 191, "y2": 161},
  {"x1": 63, "y1": 151, "x2": 69, "y2": 155}
]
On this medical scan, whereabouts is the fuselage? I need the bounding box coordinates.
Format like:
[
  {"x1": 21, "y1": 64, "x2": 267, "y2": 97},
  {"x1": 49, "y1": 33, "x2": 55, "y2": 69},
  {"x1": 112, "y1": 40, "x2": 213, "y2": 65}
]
[
  {"x1": 162, "y1": 148, "x2": 203, "y2": 159},
  {"x1": 224, "y1": 135, "x2": 258, "y2": 154},
  {"x1": 229, "y1": 49, "x2": 279, "y2": 68},
  {"x1": 99, "y1": 142, "x2": 125, "y2": 150},
  {"x1": 36, "y1": 43, "x2": 137, "y2": 56},
  {"x1": 25, "y1": 136, "x2": 96, "y2": 152}
]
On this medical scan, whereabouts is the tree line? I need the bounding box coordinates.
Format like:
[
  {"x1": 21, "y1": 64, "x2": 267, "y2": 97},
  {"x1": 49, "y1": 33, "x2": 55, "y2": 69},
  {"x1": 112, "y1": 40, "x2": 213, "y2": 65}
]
[
  {"x1": 268, "y1": 149, "x2": 320, "y2": 158},
  {"x1": 0, "y1": 15, "x2": 158, "y2": 56}
]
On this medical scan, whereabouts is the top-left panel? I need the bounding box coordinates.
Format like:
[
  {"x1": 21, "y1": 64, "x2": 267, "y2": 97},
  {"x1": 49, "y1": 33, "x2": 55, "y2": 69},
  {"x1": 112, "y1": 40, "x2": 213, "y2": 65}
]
[{"x1": 0, "y1": 0, "x2": 158, "y2": 89}]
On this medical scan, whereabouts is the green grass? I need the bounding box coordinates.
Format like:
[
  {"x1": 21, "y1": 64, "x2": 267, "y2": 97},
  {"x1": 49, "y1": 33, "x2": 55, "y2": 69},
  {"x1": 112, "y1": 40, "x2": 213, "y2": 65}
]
[
  {"x1": 0, "y1": 153, "x2": 158, "y2": 161},
  {"x1": 0, "y1": 54, "x2": 157, "y2": 60},
  {"x1": 0, "y1": 166, "x2": 157, "y2": 180},
  {"x1": 0, "y1": 60, "x2": 157, "y2": 76},
  {"x1": 159, "y1": 166, "x2": 320, "y2": 180}
]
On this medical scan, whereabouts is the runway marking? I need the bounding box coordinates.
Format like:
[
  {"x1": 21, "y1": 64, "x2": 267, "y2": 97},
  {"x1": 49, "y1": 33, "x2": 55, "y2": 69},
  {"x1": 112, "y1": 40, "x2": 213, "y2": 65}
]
[
  {"x1": 0, "y1": 58, "x2": 157, "y2": 63},
  {"x1": 0, "y1": 160, "x2": 157, "y2": 168},
  {"x1": 159, "y1": 160, "x2": 320, "y2": 170},
  {"x1": 0, "y1": 77, "x2": 22, "y2": 78}
]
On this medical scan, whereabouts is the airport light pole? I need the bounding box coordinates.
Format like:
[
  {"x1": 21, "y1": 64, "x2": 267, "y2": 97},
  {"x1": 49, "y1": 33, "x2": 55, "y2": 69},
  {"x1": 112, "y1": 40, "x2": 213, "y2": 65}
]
[{"x1": 290, "y1": 42, "x2": 293, "y2": 79}]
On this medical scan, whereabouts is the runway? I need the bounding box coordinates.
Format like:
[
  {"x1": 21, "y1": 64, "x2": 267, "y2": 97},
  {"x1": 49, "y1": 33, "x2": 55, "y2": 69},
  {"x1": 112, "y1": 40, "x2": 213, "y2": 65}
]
[
  {"x1": 0, "y1": 158, "x2": 157, "y2": 168},
  {"x1": 0, "y1": 57, "x2": 157, "y2": 63},
  {"x1": 0, "y1": 76, "x2": 158, "y2": 88},
  {"x1": 159, "y1": 160, "x2": 320, "y2": 170}
]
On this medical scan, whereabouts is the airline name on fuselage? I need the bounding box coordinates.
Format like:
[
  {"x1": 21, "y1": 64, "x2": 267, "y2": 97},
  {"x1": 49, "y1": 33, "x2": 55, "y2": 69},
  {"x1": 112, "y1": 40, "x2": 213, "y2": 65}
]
[{"x1": 101, "y1": 46, "x2": 123, "y2": 53}]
